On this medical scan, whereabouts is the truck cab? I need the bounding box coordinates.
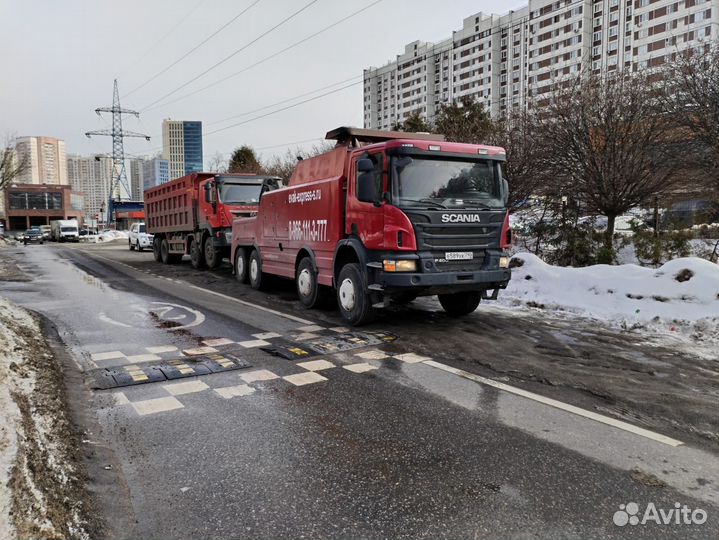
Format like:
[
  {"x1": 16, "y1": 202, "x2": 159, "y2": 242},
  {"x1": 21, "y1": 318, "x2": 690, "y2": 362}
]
[{"x1": 231, "y1": 127, "x2": 512, "y2": 326}]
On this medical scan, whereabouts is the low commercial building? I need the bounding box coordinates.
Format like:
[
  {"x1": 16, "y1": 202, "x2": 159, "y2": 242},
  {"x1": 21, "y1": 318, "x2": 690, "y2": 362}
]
[{"x1": 2, "y1": 183, "x2": 84, "y2": 232}]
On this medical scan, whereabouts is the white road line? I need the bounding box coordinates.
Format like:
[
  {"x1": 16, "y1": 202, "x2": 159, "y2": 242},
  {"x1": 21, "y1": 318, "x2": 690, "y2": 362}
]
[
  {"x1": 355, "y1": 349, "x2": 389, "y2": 360},
  {"x1": 163, "y1": 380, "x2": 210, "y2": 396},
  {"x1": 182, "y1": 346, "x2": 218, "y2": 356},
  {"x1": 88, "y1": 252, "x2": 314, "y2": 324},
  {"x1": 343, "y1": 363, "x2": 378, "y2": 374},
  {"x1": 297, "y1": 359, "x2": 336, "y2": 372},
  {"x1": 329, "y1": 326, "x2": 350, "y2": 333},
  {"x1": 252, "y1": 332, "x2": 281, "y2": 340},
  {"x1": 202, "y1": 338, "x2": 235, "y2": 347},
  {"x1": 240, "y1": 369, "x2": 280, "y2": 383},
  {"x1": 296, "y1": 324, "x2": 325, "y2": 332},
  {"x1": 146, "y1": 345, "x2": 178, "y2": 354},
  {"x1": 293, "y1": 332, "x2": 320, "y2": 341},
  {"x1": 91, "y1": 351, "x2": 126, "y2": 361},
  {"x1": 283, "y1": 372, "x2": 328, "y2": 386},
  {"x1": 393, "y1": 352, "x2": 431, "y2": 364},
  {"x1": 132, "y1": 396, "x2": 184, "y2": 416},
  {"x1": 125, "y1": 353, "x2": 162, "y2": 363},
  {"x1": 214, "y1": 384, "x2": 256, "y2": 399},
  {"x1": 113, "y1": 392, "x2": 130, "y2": 406},
  {"x1": 237, "y1": 339, "x2": 270, "y2": 348},
  {"x1": 423, "y1": 360, "x2": 684, "y2": 447}
]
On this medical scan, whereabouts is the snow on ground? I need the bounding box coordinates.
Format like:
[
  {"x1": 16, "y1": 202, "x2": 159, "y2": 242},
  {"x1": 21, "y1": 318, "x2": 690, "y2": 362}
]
[
  {"x1": 498, "y1": 253, "x2": 719, "y2": 356},
  {"x1": 0, "y1": 295, "x2": 90, "y2": 540}
]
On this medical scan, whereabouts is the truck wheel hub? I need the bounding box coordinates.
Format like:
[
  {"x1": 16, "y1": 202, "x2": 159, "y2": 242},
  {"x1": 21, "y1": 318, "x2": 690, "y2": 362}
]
[
  {"x1": 250, "y1": 259, "x2": 258, "y2": 280},
  {"x1": 298, "y1": 269, "x2": 312, "y2": 296},
  {"x1": 339, "y1": 278, "x2": 356, "y2": 310}
]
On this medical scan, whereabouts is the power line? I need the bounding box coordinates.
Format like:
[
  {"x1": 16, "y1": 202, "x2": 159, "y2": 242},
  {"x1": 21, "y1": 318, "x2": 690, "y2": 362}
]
[
  {"x1": 124, "y1": 0, "x2": 262, "y2": 98},
  {"x1": 143, "y1": 0, "x2": 384, "y2": 112},
  {"x1": 139, "y1": 0, "x2": 321, "y2": 111}
]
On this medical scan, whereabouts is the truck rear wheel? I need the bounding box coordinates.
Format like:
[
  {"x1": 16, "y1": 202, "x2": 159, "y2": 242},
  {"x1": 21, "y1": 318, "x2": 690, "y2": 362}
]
[
  {"x1": 160, "y1": 238, "x2": 181, "y2": 264},
  {"x1": 153, "y1": 237, "x2": 162, "y2": 262},
  {"x1": 296, "y1": 257, "x2": 327, "y2": 309},
  {"x1": 337, "y1": 263, "x2": 374, "y2": 326},
  {"x1": 235, "y1": 248, "x2": 249, "y2": 283},
  {"x1": 190, "y1": 239, "x2": 205, "y2": 269},
  {"x1": 204, "y1": 237, "x2": 222, "y2": 269},
  {"x1": 249, "y1": 250, "x2": 263, "y2": 290},
  {"x1": 438, "y1": 292, "x2": 481, "y2": 317}
]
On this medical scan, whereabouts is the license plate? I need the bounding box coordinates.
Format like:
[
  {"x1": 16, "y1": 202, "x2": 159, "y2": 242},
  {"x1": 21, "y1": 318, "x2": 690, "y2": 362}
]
[{"x1": 445, "y1": 251, "x2": 474, "y2": 261}]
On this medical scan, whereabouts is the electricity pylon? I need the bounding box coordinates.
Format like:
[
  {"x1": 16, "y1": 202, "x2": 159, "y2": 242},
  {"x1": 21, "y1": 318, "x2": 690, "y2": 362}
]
[{"x1": 85, "y1": 79, "x2": 150, "y2": 226}]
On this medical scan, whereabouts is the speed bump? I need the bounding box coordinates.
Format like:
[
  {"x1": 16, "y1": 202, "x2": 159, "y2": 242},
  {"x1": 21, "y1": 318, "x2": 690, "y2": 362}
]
[{"x1": 262, "y1": 330, "x2": 398, "y2": 360}]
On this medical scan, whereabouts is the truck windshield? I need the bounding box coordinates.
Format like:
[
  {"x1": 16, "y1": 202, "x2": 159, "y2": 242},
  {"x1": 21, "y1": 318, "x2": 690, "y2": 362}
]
[
  {"x1": 391, "y1": 155, "x2": 503, "y2": 209},
  {"x1": 218, "y1": 183, "x2": 262, "y2": 205},
  {"x1": 61, "y1": 227, "x2": 77, "y2": 233}
]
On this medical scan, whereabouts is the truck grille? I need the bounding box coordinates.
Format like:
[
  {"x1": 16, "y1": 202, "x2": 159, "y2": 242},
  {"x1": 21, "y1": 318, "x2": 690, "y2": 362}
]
[{"x1": 413, "y1": 222, "x2": 500, "y2": 251}]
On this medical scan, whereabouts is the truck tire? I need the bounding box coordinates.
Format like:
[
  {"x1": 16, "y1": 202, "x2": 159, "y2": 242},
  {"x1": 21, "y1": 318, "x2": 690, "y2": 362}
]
[
  {"x1": 129, "y1": 239, "x2": 135, "y2": 251},
  {"x1": 190, "y1": 239, "x2": 205, "y2": 269},
  {"x1": 438, "y1": 292, "x2": 481, "y2": 317},
  {"x1": 235, "y1": 248, "x2": 249, "y2": 283},
  {"x1": 160, "y1": 238, "x2": 179, "y2": 264},
  {"x1": 337, "y1": 263, "x2": 374, "y2": 326},
  {"x1": 249, "y1": 250, "x2": 263, "y2": 290},
  {"x1": 204, "y1": 236, "x2": 222, "y2": 269},
  {"x1": 153, "y1": 237, "x2": 162, "y2": 262},
  {"x1": 296, "y1": 257, "x2": 327, "y2": 309}
]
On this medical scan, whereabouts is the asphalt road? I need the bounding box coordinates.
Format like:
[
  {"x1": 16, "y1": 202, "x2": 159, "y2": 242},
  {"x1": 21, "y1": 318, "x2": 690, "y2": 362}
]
[{"x1": 1, "y1": 242, "x2": 717, "y2": 540}]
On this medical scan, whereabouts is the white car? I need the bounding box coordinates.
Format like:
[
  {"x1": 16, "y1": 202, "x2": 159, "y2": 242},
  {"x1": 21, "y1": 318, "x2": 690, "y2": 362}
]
[{"x1": 129, "y1": 222, "x2": 153, "y2": 252}]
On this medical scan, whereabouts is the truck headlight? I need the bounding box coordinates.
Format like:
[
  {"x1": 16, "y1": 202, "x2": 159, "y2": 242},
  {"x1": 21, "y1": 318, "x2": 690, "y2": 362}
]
[
  {"x1": 383, "y1": 260, "x2": 417, "y2": 272},
  {"x1": 499, "y1": 256, "x2": 510, "y2": 268}
]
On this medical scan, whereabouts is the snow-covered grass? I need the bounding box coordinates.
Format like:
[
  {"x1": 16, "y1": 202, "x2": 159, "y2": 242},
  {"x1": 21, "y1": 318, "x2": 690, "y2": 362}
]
[{"x1": 498, "y1": 253, "x2": 719, "y2": 354}]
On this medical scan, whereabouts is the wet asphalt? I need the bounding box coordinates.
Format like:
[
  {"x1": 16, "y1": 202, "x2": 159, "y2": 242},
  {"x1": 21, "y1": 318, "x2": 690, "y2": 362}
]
[{"x1": 1, "y1": 243, "x2": 717, "y2": 540}]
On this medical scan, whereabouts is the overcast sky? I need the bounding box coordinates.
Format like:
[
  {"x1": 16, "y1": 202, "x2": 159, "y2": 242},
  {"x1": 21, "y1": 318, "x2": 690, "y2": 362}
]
[{"x1": 0, "y1": 0, "x2": 525, "y2": 167}]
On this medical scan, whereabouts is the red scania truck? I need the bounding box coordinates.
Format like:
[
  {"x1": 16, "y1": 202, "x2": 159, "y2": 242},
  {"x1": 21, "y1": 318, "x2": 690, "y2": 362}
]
[
  {"x1": 145, "y1": 172, "x2": 279, "y2": 268},
  {"x1": 231, "y1": 127, "x2": 512, "y2": 325}
]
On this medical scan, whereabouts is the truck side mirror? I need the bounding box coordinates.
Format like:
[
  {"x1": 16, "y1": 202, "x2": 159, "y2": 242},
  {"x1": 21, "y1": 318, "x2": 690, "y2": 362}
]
[{"x1": 357, "y1": 173, "x2": 378, "y2": 204}]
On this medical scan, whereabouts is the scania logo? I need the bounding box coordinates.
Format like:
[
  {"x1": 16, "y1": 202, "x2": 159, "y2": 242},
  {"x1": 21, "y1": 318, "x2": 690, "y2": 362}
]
[{"x1": 441, "y1": 213, "x2": 482, "y2": 223}]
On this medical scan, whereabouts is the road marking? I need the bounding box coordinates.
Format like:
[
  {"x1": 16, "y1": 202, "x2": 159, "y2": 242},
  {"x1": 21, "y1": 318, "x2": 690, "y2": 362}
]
[
  {"x1": 296, "y1": 324, "x2": 325, "y2": 332},
  {"x1": 214, "y1": 384, "x2": 256, "y2": 399},
  {"x1": 297, "y1": 359, "x2": 336, "y2": 372},
  {"x1": 91, "y1": 351, "x2": 126, "y2": 361},
  {"x1": 126, "y1": 353, "x2": 162, "y2": 363},
  {"x1": 283, "y1": 372, "x2": 328, "y2": 386},
  {"x1": 113, "y1": 392, "x2": 130, "y2": 406},
  {"x1": 132, "y1": 396, "x2": 184, "y2": 416},
  {"x1": 237, "y1": 339, "x2": 270, "y2": 348},
  {"x1": 423, "y1": 360, "x2": 684, "y2": 447},
  {"x1": 183, "y1": 346, "x2": 218, "y2": 356},
  {"x1": 343, "y1": 363, "x2": 378, "y2": 374},
  {"x1": 394, "y1": 352, "x2": 431, "y2": 364},
  {"x1": 329, "y1": 326, "x2": 350, "y2": 333},
  {"x1": 146, "y1": 345, "x2": 178, "y2": 354},
  {"x1": 294, "y1": 332, "x2": 320, "y2": 341},
  {"x1": 240, "y1": 369, "x2": 280, "y2": 383},
  {"x1": 253, "y1": 332, "x2": 281, "y2": 340},
  {"x1": 355, "y1": 349, "x2": 389, "y2": 360},
  {"x1": 202, "y1": 338, "x2": 235, "y2": 347},
  {"x1": 163, "y1": 380, "x2": 209, "y2": 396}
]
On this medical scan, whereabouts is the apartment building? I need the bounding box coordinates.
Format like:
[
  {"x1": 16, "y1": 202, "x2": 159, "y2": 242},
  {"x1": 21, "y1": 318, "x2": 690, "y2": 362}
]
[
  {"x1": 66, "y1": 154, "x2": 113, "y2": 219},
  {"x1": 364, "y1": 0, "x2": 718, "y2": 128},
  {"x1": 14, "y1": 136, "x2": 68, "y2": 185},
  {"x1": 142, "y1": 157, "x2": 170, "y2": 191},
  {"x1": 162, "y1": 119, "x2": 203, "y2": 180},
  {"x1": 129, "y1": 158, "x2": 145, "y2": 200}
]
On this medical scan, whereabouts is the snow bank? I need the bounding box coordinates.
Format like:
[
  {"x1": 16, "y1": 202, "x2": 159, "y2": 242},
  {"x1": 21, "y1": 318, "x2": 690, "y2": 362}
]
[{"x1": 501, "y1": 253, "x2": 719, "y2": 325}]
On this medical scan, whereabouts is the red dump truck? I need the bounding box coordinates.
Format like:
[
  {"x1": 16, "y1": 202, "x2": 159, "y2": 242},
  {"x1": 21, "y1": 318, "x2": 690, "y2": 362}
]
[
  {"x1": 231, "y1": 127, "x2": 512, "y2": 325},
  {"x1": 145, "y1": 172, "x2": 279, "y2": 268}
]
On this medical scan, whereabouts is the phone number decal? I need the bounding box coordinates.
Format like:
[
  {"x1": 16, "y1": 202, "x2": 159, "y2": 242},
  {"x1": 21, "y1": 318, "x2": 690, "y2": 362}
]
[{"x1": 289, "y1": 219, "x2": 329, "y2": 242}]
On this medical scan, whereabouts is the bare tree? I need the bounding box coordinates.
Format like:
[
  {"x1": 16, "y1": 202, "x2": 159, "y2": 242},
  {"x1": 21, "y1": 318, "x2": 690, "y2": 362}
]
[
  {"x1": 207, "y1": 151, "x2": 228, "y2": 173},
  {"x1": 261, "y1": 141, "x2": 335, "y2": 182},
  {"x1": 0, "y1": 134, "x2": 27, "y2": 190},
  {"x1": 537, "y1": 71, "x2": 684, "y2": 249},
  {"x1": 662, "y1": 44, "x2": 719, "y2": 198}
]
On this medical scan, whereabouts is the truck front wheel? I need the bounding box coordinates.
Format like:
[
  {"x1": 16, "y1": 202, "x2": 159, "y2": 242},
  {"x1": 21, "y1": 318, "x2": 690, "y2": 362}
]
[
  {"x1": 249, "y1": 250, "x2": 263, "y2": 290},
  {"x1": 204, "y1": 237, "x2": 222, "y2": 269},
  {"x1": 296, "y1": 257, "x2": 327, "y2": 309},
  {"x1": 438, "y1": 292, "x2": 481, "y2": 317},
  {"x1": 337, "y1": 263, "x2": 374, "y2": 326},
  {"x1": 190, "y1": 239, "x2": 205, "y2": 269},
  {"x1": 153, "y1": 237, "x2": 162, "y2": 262}
]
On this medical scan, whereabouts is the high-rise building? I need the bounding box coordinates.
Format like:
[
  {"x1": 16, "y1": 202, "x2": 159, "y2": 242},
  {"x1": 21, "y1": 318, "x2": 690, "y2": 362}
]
[
  {"x1": 14, "y1": 136, "x2": 68, "y2": 185},
  {"x1": 142, "y1": 157, "x2": 170, "y2": 190},
  {"x1": 363, "y1": 0, "x2": 719, "y2": 128},
  {"x1": 129, "y1": 158, "x2": 145, "y2": 200},
  {"x1": 66, "y1": 154, "x2": 113, "y2": 220},
  {"x1": 162, "y1": 119, "x2": 203, "y2": 180}
]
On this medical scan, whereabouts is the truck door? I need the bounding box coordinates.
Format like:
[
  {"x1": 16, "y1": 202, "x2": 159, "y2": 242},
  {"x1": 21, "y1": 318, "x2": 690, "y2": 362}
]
[
  {"x1": 198, "y1": 180, "x2": 217, "y2": 229},
  {"x1": 347, "y1": 152, "x2": 385, "y2": 250}
]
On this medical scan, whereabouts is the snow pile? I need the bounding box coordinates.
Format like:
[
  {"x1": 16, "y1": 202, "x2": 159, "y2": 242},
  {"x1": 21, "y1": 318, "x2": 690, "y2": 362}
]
[
  {"x1": 0, "y1": 296, "x2": 91, "y2": 539},
  {"x1": 97, "y1": 230, "x2": 129, "y2": 242},
  {"x1": 501, "y1": 253, "x2": 719, "y2": 326}
]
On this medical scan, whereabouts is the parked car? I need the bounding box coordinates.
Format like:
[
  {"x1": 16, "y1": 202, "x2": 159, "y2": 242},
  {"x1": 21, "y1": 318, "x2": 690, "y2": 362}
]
[
  {"x1": 129, "y1": 222, "x2": 153, "y2": 252},
  {"x1": 23, "y1": 228, "x2": 44, "y2": 245},
  {"x1": 39, "y1": 224, "x2": 52, "y2": 239}
]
